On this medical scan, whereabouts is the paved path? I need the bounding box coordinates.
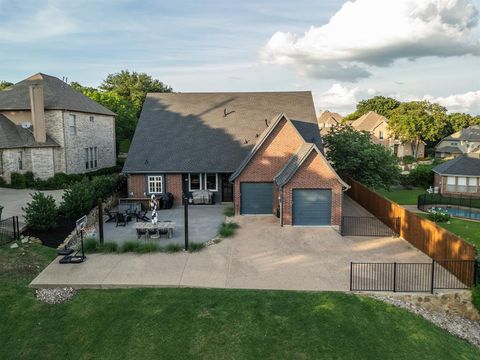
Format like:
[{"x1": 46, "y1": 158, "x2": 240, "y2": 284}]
[
  {"x1": 0, "y1": 188, "x2": 63, "y2": 228},
  {"x1": 30, "y1": 215, "x2": 431, "y2": 291}
]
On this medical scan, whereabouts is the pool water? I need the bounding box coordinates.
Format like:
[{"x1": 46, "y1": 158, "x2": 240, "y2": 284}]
[{"x1": 444, "y1": 207, "x2": 480, "y2": 221}]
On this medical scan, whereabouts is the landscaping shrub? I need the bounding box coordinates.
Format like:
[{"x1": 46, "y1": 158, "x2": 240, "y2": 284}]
[
  {"x1": 473, "y1": 285, "x2": 480, "y2": 313},
  {"x1": 219, "y1": 222, "x2": 239, "y2": 237},
  {"x1": 10, "y1": 172, "x2": 26, "y2": 189},
  {"x1": 407, "y1": 164, "x2": 434, "y2": 188},
  {"x1": 0, "y1": 176, "x2": 8, "y2": 187},
  {"x1": 402, "y1": 155, "x2": 414, "y2": 165},
  {"x1": 427, "y1": 207, "x2": 451, "y2": 223},
  {"x1": 84, "y1": 238, "x2": 100, "y2": 253},
  {"x1": 90, "y1": 175, "x2": 116, "y2": 201},
  {"x1": 224, "y1": 206, "x2": 235, "y2": 217},
  {"x1": 188, "y1": 242, "x2": 206, "y2": 252},
  {"x1": 137, "y1": 242, "x2": 159, "y2": 253},
  {"x1": 120, "y1": 241, "x2": 141, "y2": 253},
  {"x1": 163, "y1": 243, "x2": 183, "y2": 253},
  {"x1": 23, "y1": 192, "x2": 58, "y2": 231},
  {"x1": 60, "y1": 178, "x2": 95, "y2": 219},
  {"x1": 24, "y1": 171, "x2": 35, "y2": 188}
]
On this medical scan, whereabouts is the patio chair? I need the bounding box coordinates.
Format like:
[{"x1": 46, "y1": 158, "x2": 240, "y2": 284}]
[
  {"x1": 105, "y1": 208, "x2": 117, "y2": 223},
  {"x1": 147, "y1": 228, "x2": 159, "y2": 239},
  {"x1": 135, "y1": 210, "x2": 150, "y2": 222},
  {"x1": 115, "y1": 213, "x2": 127, "y2": 227},
  {"x1": 136, "y1": 228, "x2": 148, "y2": 239}
]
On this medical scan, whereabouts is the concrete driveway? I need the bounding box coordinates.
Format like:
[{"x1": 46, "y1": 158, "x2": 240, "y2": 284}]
[
  {"x1": 30, "y1": 215, "x2": 430, "y2": 291},
  {"x1": 0, "y1": 188, "x2": 63, "y2": 227}
]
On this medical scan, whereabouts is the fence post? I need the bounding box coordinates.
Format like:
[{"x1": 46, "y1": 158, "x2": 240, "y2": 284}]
[
  {"x1": 350, "y1": 262, "x2": 353, "y2": 291},
  {"x1": 430, "y1": 259, "x2": 435, "y2": 294},
  {"x1": 475, "y1": 260, "x2": 479, "y2": 287},
  {"x1": 393, "y1": 262, "x2": 397, "y2": 292}
]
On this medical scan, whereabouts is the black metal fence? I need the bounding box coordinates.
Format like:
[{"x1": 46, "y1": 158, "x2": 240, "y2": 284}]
[
  {"x1": 341, "y1": 216, "x2": 400, "y2": 237},
  {"x1": 418, "y1": 194, "x2": 480, "y2": 221},
  {"x1": 350, "y1": 260, "x2": 477, "y2": 293},
  {"x1": 0, "y1": 216, "x2": 20, "y2": 245}
]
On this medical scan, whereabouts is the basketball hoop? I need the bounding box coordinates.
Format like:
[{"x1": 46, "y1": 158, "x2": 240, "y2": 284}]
[{"x1": 76, "y1": 215, "x2": 87, "y2": 235}]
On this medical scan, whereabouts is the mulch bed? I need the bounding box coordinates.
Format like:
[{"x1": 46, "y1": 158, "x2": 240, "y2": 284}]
[{"x1": 23, "y1": 217, "x2": 76, "y2": 248}]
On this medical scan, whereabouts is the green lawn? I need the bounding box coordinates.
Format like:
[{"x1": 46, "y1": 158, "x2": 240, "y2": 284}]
[
  {"x1": 417, "y1": 213, "x2": 480, "y2": 249},
  {"x1": 376, "y1": 188, "x2": 427, "y2": 205},
  {"x1": 1, "y1": 243, "x2": 479, "y2": 359}
]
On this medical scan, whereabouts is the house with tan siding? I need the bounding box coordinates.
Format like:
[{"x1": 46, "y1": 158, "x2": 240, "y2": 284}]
[{"x1": 122, "y1": 92, "x2": 348, "y2": 227}]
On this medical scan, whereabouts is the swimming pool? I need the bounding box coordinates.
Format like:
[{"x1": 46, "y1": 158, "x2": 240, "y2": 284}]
[{"x1": 430, "y1": 206, "x2": 480, "y2": 221}]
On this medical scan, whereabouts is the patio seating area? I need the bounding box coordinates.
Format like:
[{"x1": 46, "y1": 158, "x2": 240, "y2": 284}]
[{"x1": 102, "y1": 204, "x2": 227, "y2": 246}]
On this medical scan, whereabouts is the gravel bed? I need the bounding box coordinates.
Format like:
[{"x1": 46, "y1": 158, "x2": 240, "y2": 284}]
[
  {"x1": 368, "y1": 294, "x2": 480, "y2": 348},
  {"x1": 35, "y1": 287, "x2": 76, "y2": 304}
]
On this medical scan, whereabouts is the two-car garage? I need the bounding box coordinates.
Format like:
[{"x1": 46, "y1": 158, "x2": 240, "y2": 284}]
[{"x1": 240, "y1": 182, "x2": 332, "y2": 226}]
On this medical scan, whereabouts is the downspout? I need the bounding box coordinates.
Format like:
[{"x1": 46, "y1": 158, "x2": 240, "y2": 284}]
[{"x1": 279, "y1": 186, "x2": 284, "y2": 227}]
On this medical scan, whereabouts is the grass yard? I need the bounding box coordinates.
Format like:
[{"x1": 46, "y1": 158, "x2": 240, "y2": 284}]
[
  {"x1": 376, "y1": 187, "x2": 427, "y2": 205},
  {"x1": 1, "y1": 243, "x2": 479, "y2": 359},
  {"x1": 417, "y1": 213, "x2": 480, "y2": 249}
]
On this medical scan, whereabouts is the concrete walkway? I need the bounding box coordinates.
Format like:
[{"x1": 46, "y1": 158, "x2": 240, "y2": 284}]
[{"x1": 30, "y1": 214, "x2": 431, "y2": 291}]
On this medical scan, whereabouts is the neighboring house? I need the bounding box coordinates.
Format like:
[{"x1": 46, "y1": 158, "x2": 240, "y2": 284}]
[
  {"x1": 123, "y1": 92, "x2": 348, "y2": 227},
  {"x1": 0, "y1": 73, "x2": 116, "y2": 182},
  {"x1": 351, "y1": 111, "x2": 425, "y2": 158},
  {"x1": 435, "y1": 125, "x2": 480, "y2": 159},
  {"x1": 433, "y1": 155, "x2": 480, "y2": 196},
  {"x1": 317, "y1": 110, "x2": 343, "y2": 136}
]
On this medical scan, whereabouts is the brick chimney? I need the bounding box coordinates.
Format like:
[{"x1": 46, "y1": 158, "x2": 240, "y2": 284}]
[{"x1": 29, "y1": 84, "x2": 46, "y2": 143}]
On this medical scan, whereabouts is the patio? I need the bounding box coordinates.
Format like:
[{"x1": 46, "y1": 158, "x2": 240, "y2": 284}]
[{"x1": 103, "y1": 204, "x2": 228, "y2": 246}]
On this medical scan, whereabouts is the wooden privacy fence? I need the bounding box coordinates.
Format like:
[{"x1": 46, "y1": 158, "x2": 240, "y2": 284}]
[{"x1": 344, "y1": 177, "x2": 477, "y2": 285}]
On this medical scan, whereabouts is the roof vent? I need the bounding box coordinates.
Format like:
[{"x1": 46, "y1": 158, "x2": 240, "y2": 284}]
[
  {"x1": 21, "y1": 122, "x2": 32, "y2": 129},
  {"x1": 145, "y1": 159, "x2": 149, "y2": 166}
]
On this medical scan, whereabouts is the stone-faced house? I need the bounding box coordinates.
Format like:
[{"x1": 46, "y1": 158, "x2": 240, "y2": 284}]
[
  {"x1": 433, "y1": 155, "x2": 480, "y2": 196},
  {"x1": 0, "y1": 73, "x2": 116, "y2": 182},
  {"x1": 351, "y1": 111, "x2": 425, "y2": 158},
  {"x1": 435, "y1": 125, "x2": 480, "y2": 159},
  {"x1": 123, "y1": 92, "x2": 348, "y2": 227}
]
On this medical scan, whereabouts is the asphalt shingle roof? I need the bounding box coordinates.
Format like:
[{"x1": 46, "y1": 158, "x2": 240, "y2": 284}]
[
  {"x1": 317, "y1": 110, "x2": 342, "y2": 125},
  {"x1": 123, "y1": 92, "x2": 319, "y2": 173},
  {"x1": 432, "y1": 155, "x2": 480, "y2": 176},
  {"x1": 274, "y1": 143, "x2": 315, "y2": 186},
  {"x1": 0, "y1": 114, "x2": 59, "y2": 149},
  {"x1": 351, "y1": 111, "x2": 386, "y2": 132},
  {"x1": 0, "y1": 73, "x2": 115, "y2": 116},
  {"x1": 443, "y1": 125, "x2": 480, "y2": 142}
]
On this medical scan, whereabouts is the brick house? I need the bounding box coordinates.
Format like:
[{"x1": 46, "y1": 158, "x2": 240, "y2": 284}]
[
  {"x1": 435, "y1": 125, "x2": 480, "y2": 159},
  {"x1": 123, "y1": 92, "x2": 348, "y2": 227},
  {"x1": 433, "y1": 155, "x2": 480, "y2": 196},
  {"x1": 351, "y1": 111, "x2": 425, "y2": 158},
  {"x1": 0, "y1": 73, "x2": 116, "y2": 182}
]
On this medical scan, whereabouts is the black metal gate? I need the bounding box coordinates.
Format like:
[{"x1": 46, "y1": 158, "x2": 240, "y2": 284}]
[
  {"x1": 341, "y1": 216, "x2": 400, "y2": 237},
  {"x1": 350, "y1": 260, "x2": 477, "y2": 293},
  {"x1": 0, "y1": 216, "x2": 20, "y2": 245}
]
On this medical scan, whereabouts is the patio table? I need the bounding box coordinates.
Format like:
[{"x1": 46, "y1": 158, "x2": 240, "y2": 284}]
[{"x1": 133, "y1": 221, "x2": 176, "y2": 239}]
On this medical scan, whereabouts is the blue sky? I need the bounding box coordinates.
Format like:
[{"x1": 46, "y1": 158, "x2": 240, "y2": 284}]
[{"x1": 0, "y1": 0, "x2": 479, "y2": 114}]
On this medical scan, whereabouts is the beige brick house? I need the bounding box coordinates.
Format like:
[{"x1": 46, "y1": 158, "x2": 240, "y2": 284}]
[
  {"x1": 351, "y1": 111, "x2": 425, "y2": 158},
  {"x1": 0, "y1": 73, "x2": 116, "y2": 182},
  {"x1": 123, "y1": 92, "x2": 348, "y2": 227}
]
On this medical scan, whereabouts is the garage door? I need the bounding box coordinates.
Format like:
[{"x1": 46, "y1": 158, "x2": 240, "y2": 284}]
[
  {"x1": 293, "y1": 189, "x2": 332, "y2": 225},
  {"x1": 240, "y1": 182, "x2": 273, "y2": 215}
]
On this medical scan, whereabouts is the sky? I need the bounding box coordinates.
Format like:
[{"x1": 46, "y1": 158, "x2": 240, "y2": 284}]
[{"x1": 0, "y1": 0, "x2": 479, "y2": 115}]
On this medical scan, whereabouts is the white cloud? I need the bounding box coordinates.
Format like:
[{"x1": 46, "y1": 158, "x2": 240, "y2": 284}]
[
  {"x1": 262, "y1": 0, "x2": 480, "y2": 81},
  {"x1": 424, "y1": 90, "x2": 480, "y2": 114},
  {"x1": 314, "y1": 83, "x2": 377, "y2": 114}
]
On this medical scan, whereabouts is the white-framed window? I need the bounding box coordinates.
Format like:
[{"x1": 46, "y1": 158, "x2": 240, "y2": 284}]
[
  {"x1": 379, "y1": 130, "x2": 384, "y2": 140},
  {"x1": 457, "y1": 177, "x2": 467, "y2": 193},
  {"x1": 204, "y1": 173, "x2": 218, "y2": 191},
  {"x1": 446, "y1": 176, "x2": 456, "y2": 192},
  {"x1": 147, "y1": 175, "x2": 163, "y2": 194},
  {"x1": 18, "y1": 150, "x2": 23, "y2": 170},
  {"x1": 85, "y1": 147, "x2": 98, "y2": 170},
  {"x1": 68, "y1": 114, "x2": 76, "y2": 136},
  {"x1": 189, "y1": 173, "x2": 202, "y2": 191},
  {"x1": 89, "y1": 115, "x2": 95, "y2": 123},
  {"x1": 467, "y1": 177, "x2": 478, "y2": 193}
]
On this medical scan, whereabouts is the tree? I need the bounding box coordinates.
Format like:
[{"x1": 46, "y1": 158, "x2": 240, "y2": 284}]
[
  {"x1": 23, "y1": 192, "x2": 58, "y2": 231},
  {"x1": 445, "y1": 112, "x2": 480, "y2": 134},
  {"x1": 0, "y1": 81, "x2": 13, "y2": 90},
  {"x1": 388, "y1": 101, "x2": 448, "y2": 158},
  {"x1": 323, "y1": 125, "x2": 400, "y2": 189},
  {"x1": 344, "y1": 96, "x2": 400, "y2": 121},
  {"x1": 99, "y1": 70, "x2": 172, "y2": 114},
  {"x1": 71, "y1": 82, "x2": 138, "y2": 153}
]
